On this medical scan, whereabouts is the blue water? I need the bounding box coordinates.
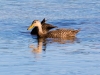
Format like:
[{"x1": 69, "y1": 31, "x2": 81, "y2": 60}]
[{"x1": 0, "y1": 0, "x2": 100, "y2": 75}]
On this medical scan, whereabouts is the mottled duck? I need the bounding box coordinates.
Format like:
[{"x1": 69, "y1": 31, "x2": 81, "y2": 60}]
[
  {"x1": 30, "y1": 18, "x2": 57, "y2": 35},
  {"x1": 27, "y1": 20, "x2": 80, "y2": 38}
]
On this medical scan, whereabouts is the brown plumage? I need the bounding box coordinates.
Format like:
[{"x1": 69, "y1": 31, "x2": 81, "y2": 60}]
[
  {"x1": 31, "y1": 18, "x2": 57, "y2": 35},
  {"x1": 47, "y1": 28, "x2": 80, "y2": 38},
  {"x1": 27, "y1": 20, "x2": 80, "y2": 38}
]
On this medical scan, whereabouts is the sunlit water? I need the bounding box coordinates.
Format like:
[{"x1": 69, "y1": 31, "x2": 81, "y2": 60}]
[{"x1": 0, "y1": 0, "x2": 100, "y2": 75}]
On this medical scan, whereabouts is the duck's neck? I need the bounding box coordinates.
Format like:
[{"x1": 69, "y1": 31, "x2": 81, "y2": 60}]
[{"x1": 37, "y1": 25, "x2": 45, "y2": 37}]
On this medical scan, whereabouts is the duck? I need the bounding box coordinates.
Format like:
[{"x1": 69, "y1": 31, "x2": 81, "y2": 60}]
[
  {"x1": 27, "y1": 20, "x2": 80, "y2": 38},
  {"x1": 30, "y1": 18, "x2": 57, "y2": 35}
]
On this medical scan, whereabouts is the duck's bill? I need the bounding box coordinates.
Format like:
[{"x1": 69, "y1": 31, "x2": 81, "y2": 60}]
[{"x1": 27, "y1": 24, "x2": 34, "y2": 30}]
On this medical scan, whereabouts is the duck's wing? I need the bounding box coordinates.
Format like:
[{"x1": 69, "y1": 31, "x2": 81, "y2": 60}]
[
  {"x1": 41, "y1": 19, "x2": 57, "y2": 34},
  {"x1": 41, "y1": 18, "x2": 46, "y2": 24},
  {"x1": 43, "y1": 23, "x2": 57, "y2": 29},
  {"x1": 41, "y1": 23, "x2": 57, "y2": 34},
  {"x1": 41, "y1": 18, "x2": 57, "y2": 29}
]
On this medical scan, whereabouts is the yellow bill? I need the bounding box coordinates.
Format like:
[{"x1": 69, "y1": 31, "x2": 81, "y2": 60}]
[{"x1": 27, "y1": 24, "x2": 34, "y2": 30}]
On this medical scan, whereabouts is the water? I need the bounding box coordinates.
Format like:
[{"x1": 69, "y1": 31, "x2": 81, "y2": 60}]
[{"x1": 0, "y1": 0, "x2": 100, "y2": 75}]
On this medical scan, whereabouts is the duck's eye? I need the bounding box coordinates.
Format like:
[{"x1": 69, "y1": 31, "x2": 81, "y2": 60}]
[{"x1": 34, "y1": 21, "x2": 36, "y2": 23}]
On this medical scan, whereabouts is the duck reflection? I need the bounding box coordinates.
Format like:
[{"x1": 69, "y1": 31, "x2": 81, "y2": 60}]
[
  {"x1": 47, "y1": 36, "x2": 78, "y2": 44},
  {"x1": 29, "y1": 37, "x2": 46, "y2": 54},
  {"x1": 30, "y1": 36, "x2": 79, "y2": 54}
]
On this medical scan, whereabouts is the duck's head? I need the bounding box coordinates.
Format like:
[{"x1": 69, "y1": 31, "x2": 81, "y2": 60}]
[{"x1": 27, "y1": 20, "x2": 41, "y2": 30}]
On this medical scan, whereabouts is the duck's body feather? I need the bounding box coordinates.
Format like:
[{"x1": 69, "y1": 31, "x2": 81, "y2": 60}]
[{"x1": 46, "y1": 28, "x2": 80, "y2": 38}]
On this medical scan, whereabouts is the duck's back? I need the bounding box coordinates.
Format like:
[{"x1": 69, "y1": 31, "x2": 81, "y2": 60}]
[{"x1": 47, "y1": 29, "x2": 80, "y2": 38}]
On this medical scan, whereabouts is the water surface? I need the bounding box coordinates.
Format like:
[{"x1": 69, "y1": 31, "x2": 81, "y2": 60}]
[{"x1": 0, "y1": 0, "x2": 100, "y2": 75}]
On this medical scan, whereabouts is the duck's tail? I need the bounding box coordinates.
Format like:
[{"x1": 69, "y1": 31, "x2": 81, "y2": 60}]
[{"x1": 75, "y1": 28, "x2": 81, "y2": 33}]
